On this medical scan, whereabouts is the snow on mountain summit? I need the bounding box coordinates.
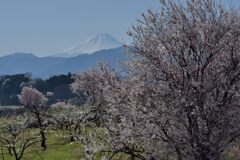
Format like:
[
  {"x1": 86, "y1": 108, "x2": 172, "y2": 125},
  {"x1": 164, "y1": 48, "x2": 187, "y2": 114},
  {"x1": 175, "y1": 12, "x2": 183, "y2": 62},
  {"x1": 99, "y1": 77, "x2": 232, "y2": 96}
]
[{"x1": 62, "y1": 33, "x2": 122, "y2": 56}]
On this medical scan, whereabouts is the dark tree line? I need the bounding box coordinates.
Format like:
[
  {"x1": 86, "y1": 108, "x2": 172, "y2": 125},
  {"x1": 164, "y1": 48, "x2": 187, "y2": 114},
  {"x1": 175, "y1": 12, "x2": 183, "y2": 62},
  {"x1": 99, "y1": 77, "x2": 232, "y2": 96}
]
[{"x1": 0, "y1": 73, "x2": 77, "y2": 105}]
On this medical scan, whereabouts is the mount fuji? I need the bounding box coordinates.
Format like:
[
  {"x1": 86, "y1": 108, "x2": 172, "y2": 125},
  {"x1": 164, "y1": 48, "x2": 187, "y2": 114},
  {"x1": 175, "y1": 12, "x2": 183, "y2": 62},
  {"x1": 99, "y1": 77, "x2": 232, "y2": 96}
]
[
  {"x1": 0, "y1": 33, "x2": 128, "y2": 78},
  {"x1": 57, "y1": 33, "x2": 123, "y2": 57}
]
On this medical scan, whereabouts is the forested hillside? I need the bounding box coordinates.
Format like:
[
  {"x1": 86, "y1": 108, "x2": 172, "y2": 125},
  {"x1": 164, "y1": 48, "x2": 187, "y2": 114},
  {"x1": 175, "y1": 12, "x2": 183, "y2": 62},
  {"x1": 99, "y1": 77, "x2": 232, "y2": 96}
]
[{"x1": 0, "y1": 73, "x2": 78, "y2": 105}]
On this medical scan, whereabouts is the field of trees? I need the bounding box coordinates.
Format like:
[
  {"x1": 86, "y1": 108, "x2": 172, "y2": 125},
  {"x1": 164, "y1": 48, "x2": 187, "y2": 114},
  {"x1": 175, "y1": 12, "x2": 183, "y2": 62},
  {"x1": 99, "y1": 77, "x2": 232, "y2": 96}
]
[{"x1": 1, "y1": 0, "x2": 240, "y2": 159}]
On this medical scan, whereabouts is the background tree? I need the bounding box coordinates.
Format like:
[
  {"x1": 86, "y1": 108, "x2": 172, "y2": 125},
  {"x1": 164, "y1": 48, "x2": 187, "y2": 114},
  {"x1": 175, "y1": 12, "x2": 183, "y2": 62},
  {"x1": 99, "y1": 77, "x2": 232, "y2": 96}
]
[
  {"x1": 18, "y1": 86, "x2": 48, "y2": 150},
  {"x1": 50, "y1": 102, "x2": 90, "y2": 142},
  {"x1": 72, "y1": 64, "x2": 110, "y2": 126},
  {"x1": 72, "y1": 64, "x2": 146, "y2": 160}
]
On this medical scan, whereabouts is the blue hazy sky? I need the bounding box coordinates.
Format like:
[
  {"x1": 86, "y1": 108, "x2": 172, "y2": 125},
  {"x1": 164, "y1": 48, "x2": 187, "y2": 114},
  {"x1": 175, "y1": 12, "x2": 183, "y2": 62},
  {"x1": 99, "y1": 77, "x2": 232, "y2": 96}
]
[{"x1": 0, "y1": 0, "x2": 239, "y2": 56}]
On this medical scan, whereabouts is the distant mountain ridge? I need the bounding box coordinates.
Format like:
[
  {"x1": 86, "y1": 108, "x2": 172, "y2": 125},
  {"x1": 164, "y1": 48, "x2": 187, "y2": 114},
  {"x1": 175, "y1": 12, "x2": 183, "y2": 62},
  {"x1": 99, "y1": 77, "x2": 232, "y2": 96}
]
[{"x1": 0, "y1": 47, "x2": 127, "y2": 78}]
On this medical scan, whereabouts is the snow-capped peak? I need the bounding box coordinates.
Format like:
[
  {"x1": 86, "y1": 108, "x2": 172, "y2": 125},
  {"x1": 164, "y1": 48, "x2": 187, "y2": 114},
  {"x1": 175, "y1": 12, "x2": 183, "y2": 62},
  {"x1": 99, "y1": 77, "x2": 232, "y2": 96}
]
[{"x1": 62, "y1": 33, "x2": 122, "y2": 56}]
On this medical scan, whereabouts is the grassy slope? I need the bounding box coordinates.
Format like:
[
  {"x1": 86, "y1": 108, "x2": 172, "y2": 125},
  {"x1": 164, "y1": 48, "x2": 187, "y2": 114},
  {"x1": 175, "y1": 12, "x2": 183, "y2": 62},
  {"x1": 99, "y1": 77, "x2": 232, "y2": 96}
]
[
  {"x1": 2, "y1": 131, "x2": 128, "y2": 160},
  {"x1": 3, "y1": 133, "x2": 84, "y2": 160}
]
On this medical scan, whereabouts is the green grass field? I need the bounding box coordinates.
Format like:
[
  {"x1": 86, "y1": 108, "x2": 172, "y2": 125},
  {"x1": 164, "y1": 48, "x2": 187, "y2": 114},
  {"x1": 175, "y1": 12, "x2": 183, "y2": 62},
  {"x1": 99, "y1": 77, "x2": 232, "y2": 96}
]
[
  {"x1": 2, "y1": 132, "x2": 85, "y2": 160},
  {"x1": 1, "y1": 130, "x2": 128, "y2": 160}
]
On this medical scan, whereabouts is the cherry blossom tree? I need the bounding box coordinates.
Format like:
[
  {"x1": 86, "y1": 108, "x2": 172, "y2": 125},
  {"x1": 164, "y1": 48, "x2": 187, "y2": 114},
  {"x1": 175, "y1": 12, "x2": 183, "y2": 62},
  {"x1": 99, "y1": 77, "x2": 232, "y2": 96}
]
[
  {"x1": 0, "y1": 115, "x2": 40, "y2": 160},
  {"x1": 72, "y1": 64, "x2": 147, "y2": 160},
  {"x1": 73, "y1": 0, "x2": 240, "y2": 159},
  {"x1": 125, "y1": 0, "x2": 240, "y2": 159},
  {"x1": 18, "y1": 86, "x2": 48, "y2": 150}
]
